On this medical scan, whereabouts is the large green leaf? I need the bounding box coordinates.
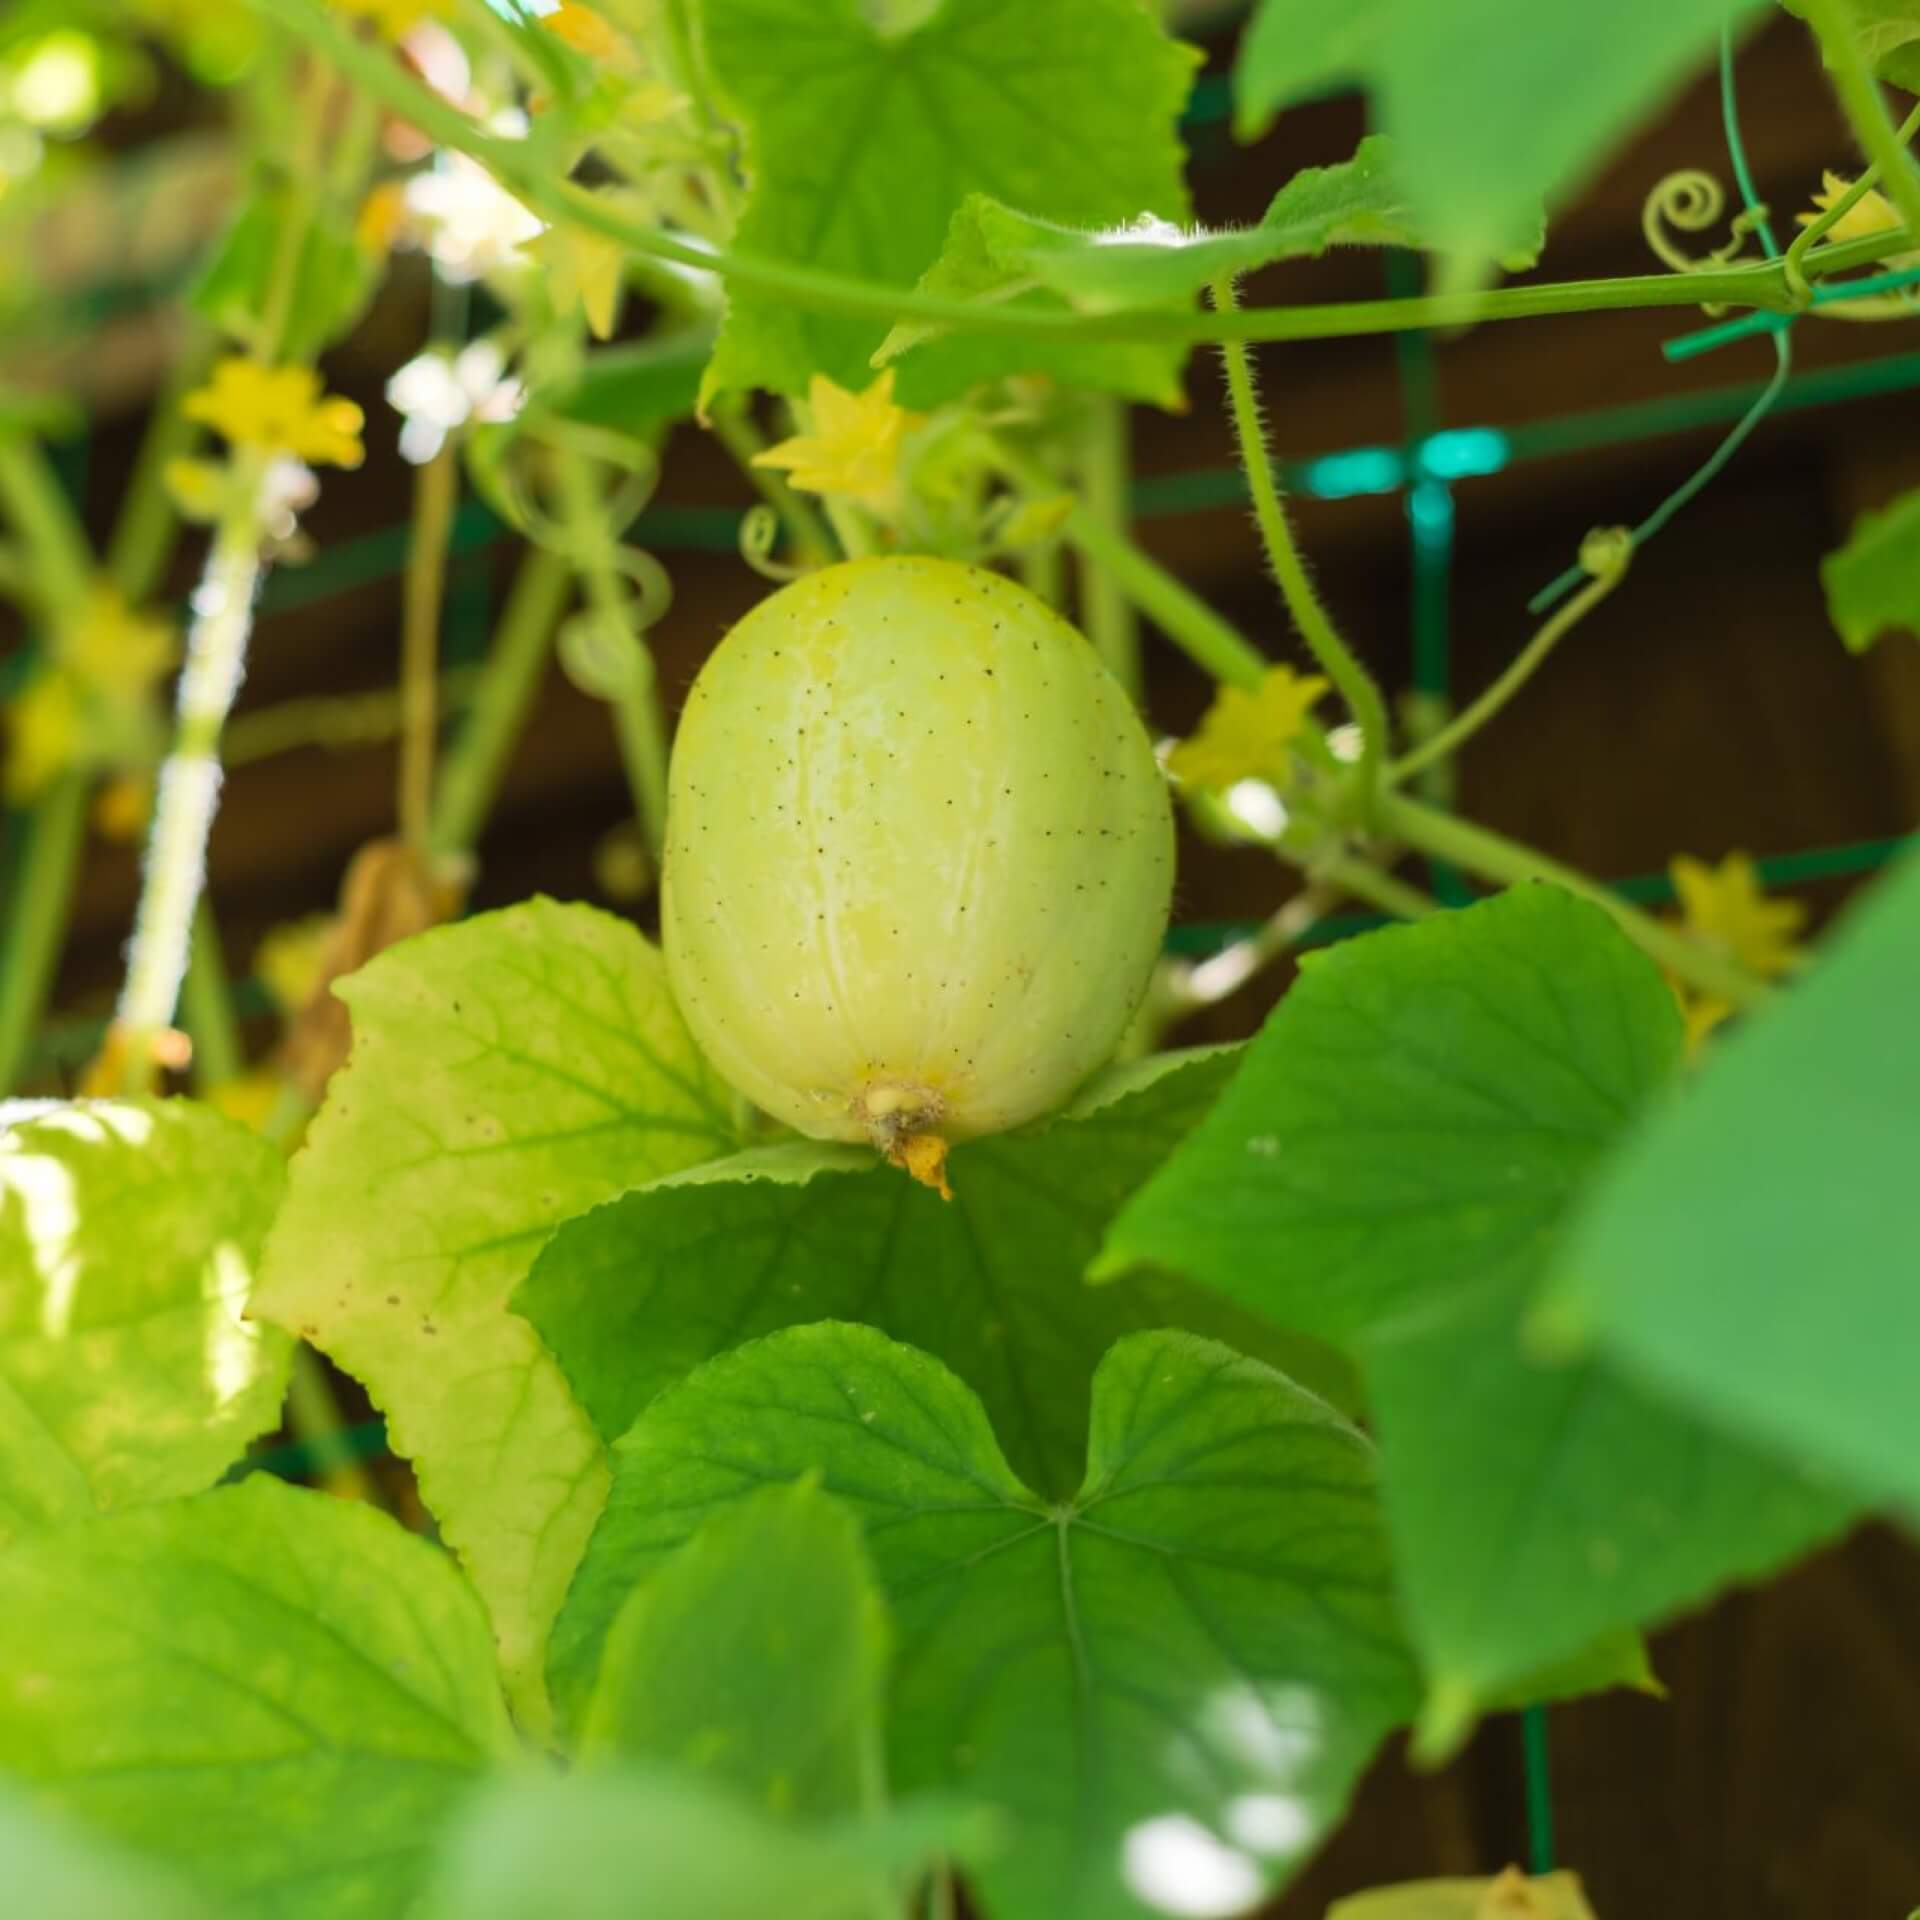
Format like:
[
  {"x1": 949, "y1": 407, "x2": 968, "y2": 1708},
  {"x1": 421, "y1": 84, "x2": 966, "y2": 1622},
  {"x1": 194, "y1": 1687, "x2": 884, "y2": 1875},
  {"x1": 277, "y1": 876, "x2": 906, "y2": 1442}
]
[
  {"x1": 1781, "y1": 0, "x2": 1920, "y2": 93},
  {"x1": 695, "y1": 0, "x2": 1198, "y2": 406},
  {"x1": 0, "y1": 1476, "x2": 513, "y2": 1920},
  {"x1": 1099, "y1": 886, "x2": 1857, "y2": 1726},
  {"x1": 0, "y1": 1786, "x2": 209, "y2": 1920},
  {"x1": 1097, "y1": 887, "x2": 1677, "y2": 1342},
  {"x1": 422, "y1": 1770, "x2": 990, "y2": 1920},
  {"x1": 553, "y1": 1323, "x2": 1416, "y2": 1920},
  {"x1": 1549, "y1": 854, "x2": 1920, "y2": 1516},
  {"x1": 517, "y1": 1048, "x2": 1355, "y2": 1499},
  {"x1": 0, "y1": 1099, "x2": 290, "y2": 1547},
  {"x1": 1820, "y1": 486, "x2": 1920, "y2": 653},
  {"x1": 879, "y1": 136, "x2": 1542, "y2": 398},
  {"x1": 254, "y1": 899, "x2": 737, "y2": 1722},
  {"x1": 583, "y1": 1479, "x2": 890, "y2": 1822},
  {"x1": 1234, "y1": 0, "x2": 1388, "y2": 138},
  {"x1": 1376, "y1": 0, "x2": 1729, "y2": 268},
  {"x1": 1366, "y1": 1275, "x2": 1851, "y2": 1749}
]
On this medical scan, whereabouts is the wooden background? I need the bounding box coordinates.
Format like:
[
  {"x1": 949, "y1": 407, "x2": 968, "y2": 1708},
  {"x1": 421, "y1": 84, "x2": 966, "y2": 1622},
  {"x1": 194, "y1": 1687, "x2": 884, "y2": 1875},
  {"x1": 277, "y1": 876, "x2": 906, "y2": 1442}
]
[{"x1": 5, "y1": 7, "x2": 1917, "y2": 1914}]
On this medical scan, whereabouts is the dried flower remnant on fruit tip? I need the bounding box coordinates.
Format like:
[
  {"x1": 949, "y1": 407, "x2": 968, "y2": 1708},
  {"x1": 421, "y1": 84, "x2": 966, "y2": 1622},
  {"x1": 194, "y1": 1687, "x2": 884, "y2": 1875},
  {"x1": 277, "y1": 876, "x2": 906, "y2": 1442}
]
[
  {"x1": 1168, "y1": 665, "x2": 1329, "y2": 793},
  {"x1": 859, "y1": 1080, "x2": 953, "y2": 1200},
  {"x1": 1666, "y1": 850, "x2": 1808, "y2": 1056},
  {"x1": 753, "y1": 371, "x2": 915, "y2": 514}
]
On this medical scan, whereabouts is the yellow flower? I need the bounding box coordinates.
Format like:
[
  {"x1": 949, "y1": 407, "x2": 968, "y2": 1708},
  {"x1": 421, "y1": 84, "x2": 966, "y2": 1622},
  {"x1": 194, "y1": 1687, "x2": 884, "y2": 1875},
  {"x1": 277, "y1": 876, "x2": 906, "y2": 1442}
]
[
  {"x1": 3, "y1": 668, "x2": 81, "y2": 802},
  {"x1": 539, "y1": 1, "x2": 624, "y2": 59},
  {"x1": 1796, "y1": 170, "x2": 1901, "y2": 246},
  {"x1": 57, "y1": 585, "x2": 175, "y2": 700},
  {"x1": 332, "y1": 0, "x2": 445, "y2": 42},
  {"x1": 1168, "y1": 665, "x2": 1329, "y2": 792},
  {"x1": 754, "y1": 371, "x2": 913, "y2": 513},
  {"x1": 182, "y1": 358, "x2": 366, "y2": 469},
  {"x1": 530, "y1": 223, "x2": 625, "y2": 340},
  {"x1": 1669, "y1": 850, "x2": 1807, "y2": 980}
]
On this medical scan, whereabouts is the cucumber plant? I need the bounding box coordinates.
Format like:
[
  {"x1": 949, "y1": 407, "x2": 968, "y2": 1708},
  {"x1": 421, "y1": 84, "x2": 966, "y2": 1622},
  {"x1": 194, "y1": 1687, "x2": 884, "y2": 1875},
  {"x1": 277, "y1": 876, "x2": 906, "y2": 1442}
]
[{"x1": 1, "y1": 1, "x2": 1917, "y2": 1917}]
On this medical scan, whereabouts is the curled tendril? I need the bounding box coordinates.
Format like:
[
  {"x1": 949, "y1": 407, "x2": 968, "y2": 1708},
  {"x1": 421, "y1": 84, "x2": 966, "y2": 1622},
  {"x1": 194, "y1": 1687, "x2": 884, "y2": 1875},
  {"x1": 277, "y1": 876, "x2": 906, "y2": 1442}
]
[
  {"x1": 558, "y1": 608, "x2": 659, "y2": 705},
  {"x1": 738, "y1": 503, "x2": 802, "y2": 583},
  {"x1": 1643, "y1": 169, "x2": 1775, "y2": 315}
]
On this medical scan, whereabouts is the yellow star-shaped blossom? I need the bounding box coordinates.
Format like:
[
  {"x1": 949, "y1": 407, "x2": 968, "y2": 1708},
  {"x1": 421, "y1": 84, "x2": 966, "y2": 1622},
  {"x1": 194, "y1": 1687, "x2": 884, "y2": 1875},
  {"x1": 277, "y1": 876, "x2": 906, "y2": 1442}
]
[
  {"x1": 753, "y1": 371, "x2": 913, "y2": 513},
  {"x1": 3, "y1": 669, "x2": 81, "y2": 803},
  {"x1": 183, "y1": 358, "x2": 366, "y2": 469},
  {"x1": 333, "y1": 0, "x2": 445, "y2": 42},
  {"x1": 1167, "y1": 665, "x2": 1329, "y2": 792},
  {"x1": 57, "y1": 585, "x2": 176, "y2": 701},
  {"x1": 530, "y1": 224, "x2": 626, "y2": 340},
  {"x1": 1669, "y1": 850, "x2": 1807, "y2": 981},
  {"x1": 1796, "y1": 170, "x2": 1901, "y2": 247}
]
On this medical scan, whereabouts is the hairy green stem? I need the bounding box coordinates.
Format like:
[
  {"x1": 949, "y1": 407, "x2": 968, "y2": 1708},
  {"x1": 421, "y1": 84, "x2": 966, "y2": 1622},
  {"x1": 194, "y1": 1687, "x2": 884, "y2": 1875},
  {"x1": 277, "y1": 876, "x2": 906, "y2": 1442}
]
[
  {"x1": 0, "y1": 773, "x2": 89, "y2": 1095},
  {"x1": 1078, "y1": 397, "x2": 1143, "y2": 704},
  {"x1": 115, "y1": 458, "x2": 269, "y2": 1082},
  {"x1": 430, "y1": 546, "x2": 572, "y2": 856},
  {"x1": 1380, "y1": 791, "x2": 1772, "y2": 1007},
  {"x1": 180, "y1": 899, "x2": 244, "y2": 1091},
  {"x1": 1212, "y1": 276, "x2": 1388, "y2": 809},
  {"x1": 1311, "y1": 851, "x2": 1436, "y2": 922},
  {"x1": 248, "y1": 0, "x2": 1819, "y2": 350},
  {"x1": 1799, "y1": 0, "x2": 1920, "y2": 241},
  {"x1": 1391, "y1": 541, "x2": 1631, "y2": 782}
]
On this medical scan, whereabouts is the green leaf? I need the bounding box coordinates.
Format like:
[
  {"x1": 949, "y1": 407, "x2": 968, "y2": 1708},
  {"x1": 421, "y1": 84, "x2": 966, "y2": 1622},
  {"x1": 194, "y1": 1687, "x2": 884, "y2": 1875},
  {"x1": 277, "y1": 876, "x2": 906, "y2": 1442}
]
[
  {"x1": 1098, "y1": 887, "x2": 1679, "y2": 1343},
  {"x1": 881, "y1": 137, "x2": 1537, "y2": 394},
  {"x1": 583, "y1": 1479, "x2": 890, "y2": 1822},
  {"x1": 254, "y1": 899, "x2": 737, "y2": 1722},
  {"x1": 188, "y1": 188, "x2": 379, "y2": 361},
  {"x1": 1366, "y1": 1273, "x2": 1850, "y2": 1749},
  {"x1": 695, "y1": 0, "x2": 1199, "y2": 407},
  {"x1": 553, "y1": 1323, "x2": 1416, "y2": 1919},
  {"x1": 1100, "y1": 886, "x2": 1856, "y2": 1726},
  {"x1": 423, "y1": 1769, "x2": 990, "y2": 1920},
  {"x1": 1820, "y1": 485, "x2": 1920, "y2": 652},
  {"x1": 0, "y1": 1099, "x2": 290, "y2": 1547},
  {"x1": 1233, "y1": 0, "x2": 1388, "y2": 139},
  {"x1": 518, "y1": 1048, "x2": 1356, "y2": 1500},
  {"x1": 1781, "y1": 0, "x2": 1920, "y2": 93},
  {"x1": 1550, "y1": 853, "x2": 1920, "y2": 1517},
  {"x1": 1375, "y1": 0, "x2": 1729, "y2": 268},
  {"x1": 0, "y1": 1475, "x2": 513, "y2": 1920},
  {"x1": 0, "y1": 1785, "x2": 210, "y2": 1920}
]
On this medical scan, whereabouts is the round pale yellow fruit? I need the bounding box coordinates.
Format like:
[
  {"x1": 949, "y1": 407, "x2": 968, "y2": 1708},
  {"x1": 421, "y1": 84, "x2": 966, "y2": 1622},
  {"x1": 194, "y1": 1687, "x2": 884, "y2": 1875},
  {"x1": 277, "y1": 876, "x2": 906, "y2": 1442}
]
[{"x1": 662, "y1": 555, "x2": 1173, "y2": 1189}]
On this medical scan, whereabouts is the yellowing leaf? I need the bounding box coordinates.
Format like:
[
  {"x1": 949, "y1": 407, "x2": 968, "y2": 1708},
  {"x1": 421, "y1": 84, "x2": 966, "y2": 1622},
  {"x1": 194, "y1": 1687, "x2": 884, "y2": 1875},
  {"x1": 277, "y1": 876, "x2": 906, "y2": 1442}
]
[
  {"x1": 1330, "y1": 1866, "x2": 1599, "y2": 1920},
  {"x1": 752, "y1": 371, "x2": 912, "y2": 513},
  {"x1": 539, "y1": 1, "x2": 624, "y2": 59},
  {"x1": 1167, "y1": 665, "x2": 1328, "y2": 792},
  {"x1": 1669, "y1": 851, "x2": 1807, "y2": 981},
  {"x1": 182, "y1": 357, "x2": 365, "y2": 469}
]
